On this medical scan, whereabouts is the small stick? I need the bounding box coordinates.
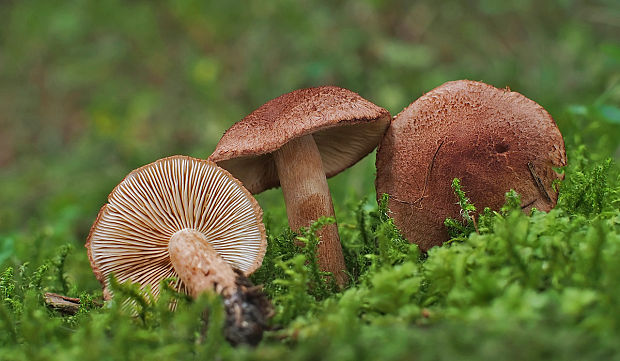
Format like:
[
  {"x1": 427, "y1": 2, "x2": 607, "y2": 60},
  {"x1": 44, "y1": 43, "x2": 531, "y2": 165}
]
[
  {"x1": 521, "y1": 199, "x2": 536, "y2": 209},
  {"x1": 392, "y1": 139, "x2": 445, "y2": 209},
  {"x1": 44, "y1": 292, "x2": 81, "y2": 315},
  {"x1": 471, "y1": 214, "x2": 480, "y2": 234},
  {"x1": 527, "y1": 162, "x2": 551, "y2": 202}
]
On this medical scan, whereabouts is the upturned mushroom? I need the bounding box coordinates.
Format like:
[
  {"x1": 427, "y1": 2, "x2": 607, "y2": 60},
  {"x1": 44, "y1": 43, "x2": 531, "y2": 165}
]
[
  {"x1": 209, "y1": 86, "x2": 391, "y2": 286},
  {"x1": 376, "y1": 80, "x2": 566, "y2": 251},
  {"x1": 86, "y1": 155, "x2": 271, "y2": 345}
]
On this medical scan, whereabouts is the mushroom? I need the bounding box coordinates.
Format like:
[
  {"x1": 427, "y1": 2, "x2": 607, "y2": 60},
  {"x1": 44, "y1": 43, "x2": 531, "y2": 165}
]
[
  {"x1": 209, "y1": 86, "x2": 391, "y2": 286},
  {"x1": 86, "y1": 155, "x2": 271, "y2": 345},
  {"x1": 376, "y1": 80, "x2": 566, "y2": 251}
]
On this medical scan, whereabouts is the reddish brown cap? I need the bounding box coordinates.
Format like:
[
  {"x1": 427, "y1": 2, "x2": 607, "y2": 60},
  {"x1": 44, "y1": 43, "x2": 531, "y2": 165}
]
[
  {"x1": 86, "y1": 155, "x2": 267, "y2": 300},
  {"x1": 376, "y1": 80, "x2": 566, "y2": 251},
  {"x1": 209, "y1": 86, "x2": 391, "y2": 193}
]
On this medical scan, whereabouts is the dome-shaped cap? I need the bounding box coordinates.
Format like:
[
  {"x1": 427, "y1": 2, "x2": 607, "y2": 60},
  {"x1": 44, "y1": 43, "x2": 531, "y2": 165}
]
[
  {"x1": 376, "y1": 80, "x2": 566, "y2": 251},
  {"x1": 86, "y1": 155, "x2": 267, "y2": 300},
  {"x1": 209, "y1": 86, "x2": 391, "y2": 193}
]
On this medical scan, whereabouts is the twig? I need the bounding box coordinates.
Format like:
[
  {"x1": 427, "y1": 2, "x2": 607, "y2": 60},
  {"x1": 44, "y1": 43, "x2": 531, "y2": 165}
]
[
  {"x1": 392, "y1": 139, "x2": 445, "y2": 209},
  {"x1": 521, "y1": 199, "x2": 536, "y2": 209},
  {"x1": 527, "y1": 162, "x2": 551, "y2": 202},
  {"x1": 44, "y1": 292, "x2": 81, "y2": 315}
]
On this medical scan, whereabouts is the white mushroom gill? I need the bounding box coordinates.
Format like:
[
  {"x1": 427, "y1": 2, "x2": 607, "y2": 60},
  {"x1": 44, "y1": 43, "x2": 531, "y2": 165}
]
[
  {"x1": 314, "y1": 120, "x2": 390, "y2": 178},
  {"x1": 87, "y1": 155, "x2": 266, "y2": 300}
]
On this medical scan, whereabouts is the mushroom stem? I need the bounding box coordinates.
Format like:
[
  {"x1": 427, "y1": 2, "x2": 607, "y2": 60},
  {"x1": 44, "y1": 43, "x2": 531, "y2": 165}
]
[
  {"x1": 272, "y1": 134, "x2": 348, "y2": 286},
  {"x1": 169, "y1": 229, "x2": 237, "y2": 298}
]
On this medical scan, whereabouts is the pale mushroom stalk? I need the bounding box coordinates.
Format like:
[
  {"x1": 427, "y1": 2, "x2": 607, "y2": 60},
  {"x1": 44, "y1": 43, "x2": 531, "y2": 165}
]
[
  {"x1": 169, "y1": 229, "x2": 237, "y2": 298},
  {"x1": 169, "y1": 228, "x2": 272, "y2": 346},
  {"x1": 272, "y1": 134, "x2": 347, "y2": 286}
]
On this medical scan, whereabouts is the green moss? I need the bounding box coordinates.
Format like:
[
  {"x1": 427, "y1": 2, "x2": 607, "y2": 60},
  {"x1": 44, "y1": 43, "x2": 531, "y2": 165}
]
[{"x1": 1, "y1": 155, "x2": 618, "y2": 360}]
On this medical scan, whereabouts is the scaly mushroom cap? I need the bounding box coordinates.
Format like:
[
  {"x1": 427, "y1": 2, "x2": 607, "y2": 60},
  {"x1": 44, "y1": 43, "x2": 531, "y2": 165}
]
[
  {"x1": 86, "y1": 155, "x2": 267, "y2": 300},
  {"x1": 209, "y1": 86, "x2": 391, "y2": 193},
  {"x1": 376, "y1": 80, "x2": 566, "y2": 251}
]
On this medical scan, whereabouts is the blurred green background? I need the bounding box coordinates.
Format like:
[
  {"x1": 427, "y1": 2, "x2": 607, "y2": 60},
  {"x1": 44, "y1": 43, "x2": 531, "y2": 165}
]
[{"x1": 1, "y1": 0, "x2": 619, "y2": 291}]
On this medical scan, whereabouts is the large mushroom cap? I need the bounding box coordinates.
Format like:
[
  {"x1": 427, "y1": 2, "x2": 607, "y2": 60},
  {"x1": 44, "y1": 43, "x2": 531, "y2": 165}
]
[
  {"x1": 209, "y1": 86, "x2": 391, "y2": 193},
  {"x1": 376, "y1": 80, "x2": 566, "y2": 251},
  {"x1": 86, "y1": 155, "x2": 267, "y2": 300}
]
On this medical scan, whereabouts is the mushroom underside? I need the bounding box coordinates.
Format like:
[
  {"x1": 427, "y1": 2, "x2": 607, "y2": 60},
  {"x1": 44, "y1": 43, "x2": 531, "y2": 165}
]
[{"x1": 215, "y1": 120, "x2": 389, "y2": 194}]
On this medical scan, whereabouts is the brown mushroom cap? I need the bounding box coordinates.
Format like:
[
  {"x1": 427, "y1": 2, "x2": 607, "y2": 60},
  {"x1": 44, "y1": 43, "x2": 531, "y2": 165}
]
[
  {"x1": 376, "y1": 80, "x2": 566, "y2": 251},
  {"x1": 86, "y1": 155, "x2": 267, "y2": 300},
  {"x1": 209, "y1": 86, "x2": 391, "y2": 193}
]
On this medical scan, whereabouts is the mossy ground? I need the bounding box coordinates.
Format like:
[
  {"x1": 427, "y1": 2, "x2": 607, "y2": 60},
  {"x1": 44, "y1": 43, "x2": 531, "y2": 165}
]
[
  {"x1": 1, "y1": 151, "x2": 619, "y2": 360},
  {"x1": 1, "y1": 1, "x2": 620, "y2": 360}
]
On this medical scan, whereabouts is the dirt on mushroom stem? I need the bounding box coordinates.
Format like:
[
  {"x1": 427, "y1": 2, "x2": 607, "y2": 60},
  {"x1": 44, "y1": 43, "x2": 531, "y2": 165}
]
[
  {"x1": 169, "y1": 229, "x2": 273, "y2": 346},
  {"x1": 223, "y1": 269, "x2": 274, "y2": 346}
]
